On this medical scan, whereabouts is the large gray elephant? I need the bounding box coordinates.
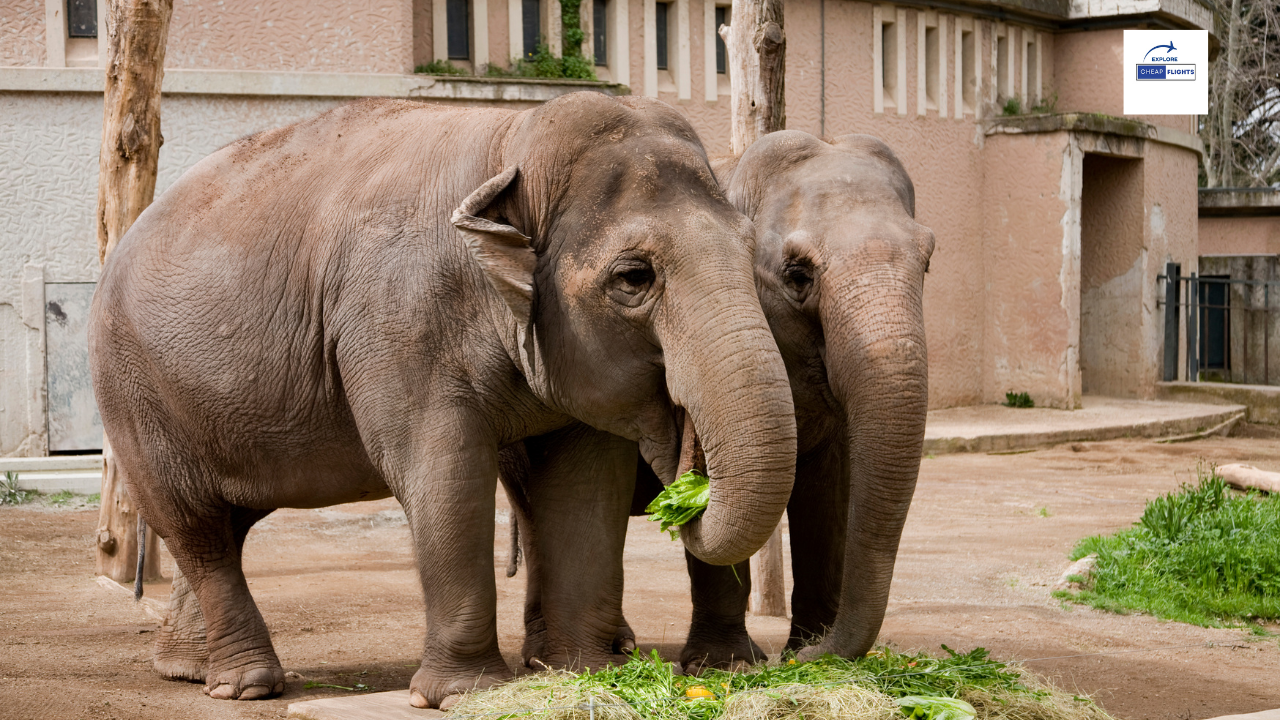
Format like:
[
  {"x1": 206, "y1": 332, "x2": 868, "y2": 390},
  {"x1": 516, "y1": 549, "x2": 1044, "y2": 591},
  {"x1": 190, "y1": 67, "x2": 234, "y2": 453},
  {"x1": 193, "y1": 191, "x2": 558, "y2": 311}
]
[
  {"x1": 88, "y1": 93, "x2": 797, "y2": 708},
  {"x1": 504, "y1": 129, "x2": 933, "y2": 672}
]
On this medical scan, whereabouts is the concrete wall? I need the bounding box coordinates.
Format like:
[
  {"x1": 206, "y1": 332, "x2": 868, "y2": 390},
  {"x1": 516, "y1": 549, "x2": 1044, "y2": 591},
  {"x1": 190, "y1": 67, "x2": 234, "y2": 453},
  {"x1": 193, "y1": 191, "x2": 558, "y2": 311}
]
[{"x1": 1201, "y1": 216, "x2": 1280, "y2": 256}]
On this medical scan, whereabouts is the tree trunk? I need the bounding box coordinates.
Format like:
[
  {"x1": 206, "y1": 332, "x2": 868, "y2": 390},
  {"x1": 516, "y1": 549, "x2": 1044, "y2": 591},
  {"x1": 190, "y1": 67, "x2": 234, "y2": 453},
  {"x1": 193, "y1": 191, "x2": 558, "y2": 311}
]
[
  {"x1": 719, "y1": 0, "x2": 785, "y2": 156},
  {"x1": 94, "y1": 0, "x2": 173, "y2": 583},
  {"x1": 721, "y1": 0, "x2": 788, "y2": 616}
]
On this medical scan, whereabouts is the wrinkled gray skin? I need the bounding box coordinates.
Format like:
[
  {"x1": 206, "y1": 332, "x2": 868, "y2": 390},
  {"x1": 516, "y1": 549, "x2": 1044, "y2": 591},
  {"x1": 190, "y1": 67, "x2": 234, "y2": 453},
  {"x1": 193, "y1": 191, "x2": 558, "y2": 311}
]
[
  {"x1": 505, "y1": 130, "x2": 933, "y2": 672},
  {"x1": 88, "y1": 93, "x2": 797, "y2": 708}
]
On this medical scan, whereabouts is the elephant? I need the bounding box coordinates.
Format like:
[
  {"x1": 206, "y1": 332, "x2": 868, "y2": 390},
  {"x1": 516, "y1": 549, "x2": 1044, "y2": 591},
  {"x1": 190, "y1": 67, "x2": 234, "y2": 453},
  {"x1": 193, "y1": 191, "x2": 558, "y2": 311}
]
[
  {"x1": 88, "y1": 92, "x2": 798, "y2": 709},
  {"x1": 502, "y1": 129, "x2": 934, "y2": 673}
]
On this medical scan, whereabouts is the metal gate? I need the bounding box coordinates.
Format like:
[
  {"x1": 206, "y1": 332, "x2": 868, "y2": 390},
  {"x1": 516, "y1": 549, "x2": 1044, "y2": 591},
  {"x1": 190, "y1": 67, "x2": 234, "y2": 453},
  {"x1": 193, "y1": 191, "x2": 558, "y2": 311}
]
[{"x1": 1160, "y1": 262, "x2": 1279, "y2": 385}]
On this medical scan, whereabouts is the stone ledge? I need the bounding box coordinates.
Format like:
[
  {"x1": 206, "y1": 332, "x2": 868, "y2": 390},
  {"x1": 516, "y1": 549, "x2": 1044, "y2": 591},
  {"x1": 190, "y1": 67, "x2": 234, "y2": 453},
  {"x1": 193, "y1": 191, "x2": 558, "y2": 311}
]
[
  {"x1": 288, "y1": 690, "x2": 444, "y2": 720},
  {"x1": 985, "y1": 112, "x2": 1205, "y2": 157},
  {"x1": 1156, "y1": 381, "x2": 1280, "y2": 425},
  {"x1": 1199, "y1": 188, "x2": 1280, "y2": 217},
  {"x1": 0, "y1": 67, "x2": 629, "y2": 101}
]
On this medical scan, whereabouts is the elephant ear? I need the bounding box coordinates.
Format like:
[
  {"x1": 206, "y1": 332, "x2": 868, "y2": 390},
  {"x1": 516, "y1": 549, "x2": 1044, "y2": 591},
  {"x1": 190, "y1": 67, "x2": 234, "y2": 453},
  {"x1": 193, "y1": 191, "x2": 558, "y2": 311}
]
[{"x1": 452, "y1": 166, "x2": 535, "y2": 327}]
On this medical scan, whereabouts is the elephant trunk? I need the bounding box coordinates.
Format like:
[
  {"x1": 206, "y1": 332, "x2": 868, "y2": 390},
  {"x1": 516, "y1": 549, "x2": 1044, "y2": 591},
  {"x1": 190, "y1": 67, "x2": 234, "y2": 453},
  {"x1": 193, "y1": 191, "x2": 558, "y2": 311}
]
[
  {"x1": 661, "y1": 271, "x2": 798, "y2": 568},
  {"x1": 823, "y1": 258, "x2": 928, "y2": 655}
]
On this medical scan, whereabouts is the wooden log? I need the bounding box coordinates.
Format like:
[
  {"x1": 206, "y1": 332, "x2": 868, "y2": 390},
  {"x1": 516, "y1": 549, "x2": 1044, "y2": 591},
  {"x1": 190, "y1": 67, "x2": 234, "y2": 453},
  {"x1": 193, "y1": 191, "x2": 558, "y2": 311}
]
[
  {"x1": 94, "y1": 0, "x2": 174, "y2": 583},
  {"x1": 1218, "y1": 463, "x2": 1280, "y2": 494},
  {"x1": 720, "y1": 0, "x2": 787, "y2": 616}
]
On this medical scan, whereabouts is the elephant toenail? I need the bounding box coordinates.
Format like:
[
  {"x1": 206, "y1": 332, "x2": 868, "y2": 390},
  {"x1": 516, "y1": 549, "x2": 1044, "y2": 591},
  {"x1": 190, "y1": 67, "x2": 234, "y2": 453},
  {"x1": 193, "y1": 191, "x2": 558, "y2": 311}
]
[
  {"x1": 410, "y1": 690, "x2": 429, "y2": 708},
  {"x1": 439, "y1": 694, "x2": 463, "y2": 711}
]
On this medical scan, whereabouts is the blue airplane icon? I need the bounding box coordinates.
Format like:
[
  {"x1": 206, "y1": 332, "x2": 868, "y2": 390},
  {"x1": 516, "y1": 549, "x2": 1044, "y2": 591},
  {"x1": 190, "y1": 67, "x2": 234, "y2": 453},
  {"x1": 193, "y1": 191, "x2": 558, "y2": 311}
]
[{"x1": 1144, "y1": 42, "x2": 1177, "y2": 61}]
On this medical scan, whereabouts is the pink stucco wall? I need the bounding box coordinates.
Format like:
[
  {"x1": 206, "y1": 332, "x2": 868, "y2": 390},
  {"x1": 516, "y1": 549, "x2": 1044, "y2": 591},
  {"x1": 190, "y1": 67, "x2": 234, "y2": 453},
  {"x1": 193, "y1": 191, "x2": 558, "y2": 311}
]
[
  {"x1": 1200, "y1": 217, "x2": 1280, "y2": 256},
  {"x1": 1053, "y1": 29, "x2": 1194, "y2": 133},
  {"x1": 0, "y1": 2, "x2": 44, "y2": 67},
  {"x1": 166, "y1": 0, "x2": 415, "y2": 73}
]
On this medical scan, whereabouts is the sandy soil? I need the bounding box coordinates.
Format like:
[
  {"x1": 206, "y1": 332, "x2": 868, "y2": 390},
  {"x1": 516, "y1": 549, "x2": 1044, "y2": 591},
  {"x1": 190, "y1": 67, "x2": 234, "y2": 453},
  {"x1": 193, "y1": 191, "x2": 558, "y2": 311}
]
[{"x1": 3, "y1": 435, "x2": 1280, "y2": 720}]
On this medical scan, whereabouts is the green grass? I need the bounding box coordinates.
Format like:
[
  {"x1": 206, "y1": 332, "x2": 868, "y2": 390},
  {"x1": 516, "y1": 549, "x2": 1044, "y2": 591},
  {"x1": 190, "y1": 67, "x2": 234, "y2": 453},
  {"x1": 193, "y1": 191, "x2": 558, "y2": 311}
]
[
  {"x1": 416, "y1": 59, "x2": 471, "y2": 75},
  {"x1": 446, "y1": 647, "x2": 1111, "y2": 720},
  {"x1": 1056, "y1": 468, "x2": 1280, "y2": 628},
  {"x1": 485, "y1": 44, "x2": 598, "y2": 81}
]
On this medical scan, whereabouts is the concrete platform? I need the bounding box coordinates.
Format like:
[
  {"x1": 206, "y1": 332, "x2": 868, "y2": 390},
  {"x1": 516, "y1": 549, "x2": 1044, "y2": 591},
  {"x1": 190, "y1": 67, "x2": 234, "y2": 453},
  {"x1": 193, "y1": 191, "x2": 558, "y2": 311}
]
[
  {"x1": 0, "y1": 454, "x2": 102, "y2": 494},
  {"x1": 1205, "y1": 711, "x2": 1280, "y2": 720},
  {"x1": 1157, "y1": 381, "x2": 1280, "y2": 425},
  {"x1": 923, "y1": 396, "x2": 1247, "y2": 455},
  {"x1": 288, "y1": 690, "x2": 443, "y2": 720}
]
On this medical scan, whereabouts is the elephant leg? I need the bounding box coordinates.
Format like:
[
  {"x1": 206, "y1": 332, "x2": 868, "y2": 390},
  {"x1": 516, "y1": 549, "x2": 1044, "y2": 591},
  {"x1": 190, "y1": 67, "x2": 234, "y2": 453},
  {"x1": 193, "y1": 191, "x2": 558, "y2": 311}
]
[
  {"x1": 496, "y1": 443, "x2": 548, "y2": 665},
  {"x1": 785, "y1": 442, "x2": 848, "y2": 650},
  {"x1": 679, "y1": 553, "x2": 759, "y2": 674},
  {"x1": 521, "y1": 425, "x2": 636, "y2": 672},
  {"x1": 154, "y1": 565, "x2": 208, "y2": 681},
  {"x1": 154, "y1": 506, "x2": 272, "y2": 683},
  {"x1": 397, "y1": 409, "x2": 512, "y2": 709},
  {"x1": 160, "y1": 502, "x2": 282, "y2": 700}
]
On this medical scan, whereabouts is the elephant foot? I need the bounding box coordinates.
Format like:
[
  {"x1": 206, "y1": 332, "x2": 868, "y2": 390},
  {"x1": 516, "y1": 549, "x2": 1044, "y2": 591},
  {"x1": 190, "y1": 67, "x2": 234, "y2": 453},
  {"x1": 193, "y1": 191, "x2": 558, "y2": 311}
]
[
  {"x1": 794, "y1": 634, "x2": 875, "y2": 662},
  {"x1": 613, "y1": 620, "x2": 637, "y2": 654},
  {"x1": 679, "y1": 629, "x2": 765, "y2": 675},
  {"x1": 155, "y1": 653, "x2": 208, "y2": 683},
  {"x1": 526, "y1": 647, "x2": 619, "y2": 673},
  {"x1": 203, "y1": 662, "x2": 286, "y2": 700},
  {"x1": 408, "y1": 659, "x2": 513, "y2": 709}
]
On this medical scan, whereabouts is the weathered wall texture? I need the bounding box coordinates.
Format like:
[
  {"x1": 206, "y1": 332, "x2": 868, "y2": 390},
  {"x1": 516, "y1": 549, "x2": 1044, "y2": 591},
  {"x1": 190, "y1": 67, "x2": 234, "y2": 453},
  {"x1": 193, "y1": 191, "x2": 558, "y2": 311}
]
[
  {"x1": 981, "y1": 131, "x2": 1076, "y2": 408},
  {"x1": 1053, "y1": 29, "x2": 1193, "y2": 133},
  {"x1": 166, "y1": 0, "x2": 414, "y2": 73},
  {"x1": 1079, "y1": 153, "x2": 1145, "y2": 397},
  {"x1": 0, "y1": 1, "x2": 44, "y2": 67},
  {"x1": 1201, "y1": 217, "x2": 1280, "y2": 256},
  {"x1": 1199, "y1": 255, "x2": 1280, "y2": 386}
]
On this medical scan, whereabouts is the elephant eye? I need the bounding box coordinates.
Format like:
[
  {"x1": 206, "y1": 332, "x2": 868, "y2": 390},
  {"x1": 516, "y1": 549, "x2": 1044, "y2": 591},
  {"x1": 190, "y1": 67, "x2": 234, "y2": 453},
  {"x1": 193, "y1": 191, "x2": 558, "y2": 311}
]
[
  {"x1": 782, "y1": 260, "x2": 815, "y2": 303},
  {"x1": 618, "y1": 267, "x2": 655, "y2": 290}
]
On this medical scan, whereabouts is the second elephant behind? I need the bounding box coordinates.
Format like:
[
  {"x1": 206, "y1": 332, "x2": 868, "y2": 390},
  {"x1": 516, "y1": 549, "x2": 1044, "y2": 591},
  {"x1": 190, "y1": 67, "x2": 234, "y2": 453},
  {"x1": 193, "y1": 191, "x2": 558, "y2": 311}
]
[{"x1": 502, "y1": 129, "x2": 935, "y2": 673}]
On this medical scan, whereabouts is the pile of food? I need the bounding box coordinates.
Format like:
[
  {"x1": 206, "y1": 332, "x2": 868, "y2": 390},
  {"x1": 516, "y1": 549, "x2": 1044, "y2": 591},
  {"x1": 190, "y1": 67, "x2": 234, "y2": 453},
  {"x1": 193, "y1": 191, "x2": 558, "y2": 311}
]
[{"x1": 445, "y1": 647, "x2": 1114, "y2": 720}]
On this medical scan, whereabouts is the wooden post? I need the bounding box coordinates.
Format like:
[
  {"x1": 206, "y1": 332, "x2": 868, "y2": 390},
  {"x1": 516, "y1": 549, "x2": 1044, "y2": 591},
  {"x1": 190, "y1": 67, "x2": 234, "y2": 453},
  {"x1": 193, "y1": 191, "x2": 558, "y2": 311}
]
[
  {"x1": 720, "y1": 0, "x2": 788, "y2": 617},
  {"x1": 94, "y1": 0, "x2": 173, "y2": 583}
]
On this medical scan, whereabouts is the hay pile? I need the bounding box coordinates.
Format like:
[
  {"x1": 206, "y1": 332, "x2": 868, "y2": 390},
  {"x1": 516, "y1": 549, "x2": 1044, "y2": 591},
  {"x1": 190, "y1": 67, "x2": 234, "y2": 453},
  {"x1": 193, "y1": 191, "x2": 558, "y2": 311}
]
[{"x1": 444, "y1": 648, "x2": 1116, "y2": 720}]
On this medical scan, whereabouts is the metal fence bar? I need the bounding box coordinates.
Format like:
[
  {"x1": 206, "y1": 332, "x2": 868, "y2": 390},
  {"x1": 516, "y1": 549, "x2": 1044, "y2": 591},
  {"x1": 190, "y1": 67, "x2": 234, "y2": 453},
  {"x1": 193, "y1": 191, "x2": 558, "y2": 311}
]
[{"x1": 1163, "y1": 262, "x2": 1180, "y2": 382}]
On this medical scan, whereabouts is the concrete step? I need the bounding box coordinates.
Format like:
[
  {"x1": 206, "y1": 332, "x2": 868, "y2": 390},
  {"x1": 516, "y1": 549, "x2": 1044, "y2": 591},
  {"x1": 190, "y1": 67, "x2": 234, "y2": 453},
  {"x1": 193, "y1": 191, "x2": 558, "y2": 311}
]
[
  {"x1": 289, "y1": 690, "x2": 443, "y2": 719},
  {"x1": 0, "y1": 455, "x2": 103, "y2": 495},
  {"x1": 924, "y1": 397, "x2": 1247, "y2": 455}
]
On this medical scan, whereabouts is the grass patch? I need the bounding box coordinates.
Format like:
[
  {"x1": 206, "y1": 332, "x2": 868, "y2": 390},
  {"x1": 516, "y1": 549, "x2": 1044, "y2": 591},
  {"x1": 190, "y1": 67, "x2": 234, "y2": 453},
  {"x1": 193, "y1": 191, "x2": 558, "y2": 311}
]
[
  {"x1": 416, "y1": 59, "x2": 471, "y2": 75},
  {"x1": 1058, "y1": 467, "x2": 1280, "y2": 627},
  {"x1": 446, "y1": 648, "x2": 1111, "y2": 720},
  {"x1": 1, "y1": 471, "x2": 36, "y2": 505}
]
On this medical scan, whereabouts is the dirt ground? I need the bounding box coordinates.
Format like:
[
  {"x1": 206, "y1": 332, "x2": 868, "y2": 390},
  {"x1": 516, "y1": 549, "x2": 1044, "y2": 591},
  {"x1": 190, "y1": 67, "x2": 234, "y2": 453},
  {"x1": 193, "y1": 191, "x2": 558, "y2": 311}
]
[{"x1": 4, "y1": 434, "x2": 1280, "y2": 720}]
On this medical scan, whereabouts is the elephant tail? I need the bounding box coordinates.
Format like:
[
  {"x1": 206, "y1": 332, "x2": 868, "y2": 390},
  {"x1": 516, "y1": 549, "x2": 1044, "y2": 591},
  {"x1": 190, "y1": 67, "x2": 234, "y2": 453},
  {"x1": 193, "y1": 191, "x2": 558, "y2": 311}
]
[
  {"x1": 505, "y1": 510, "x2": 521, "y2": 578},
  {"x1": 134, "y1": 517, "x2": 147, "y2": 601}
]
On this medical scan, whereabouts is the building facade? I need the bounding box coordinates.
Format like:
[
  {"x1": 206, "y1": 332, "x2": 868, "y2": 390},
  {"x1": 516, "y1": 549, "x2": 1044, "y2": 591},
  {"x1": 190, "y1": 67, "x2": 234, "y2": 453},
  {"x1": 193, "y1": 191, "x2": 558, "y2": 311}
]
[{"x1": 0, "y1": 0, "x2": 1215, "y2": 456}]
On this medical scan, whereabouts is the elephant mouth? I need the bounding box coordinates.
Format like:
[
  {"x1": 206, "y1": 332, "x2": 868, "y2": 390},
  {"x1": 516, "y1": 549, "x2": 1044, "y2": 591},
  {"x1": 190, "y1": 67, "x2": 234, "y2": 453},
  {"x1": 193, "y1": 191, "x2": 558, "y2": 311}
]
[{"x1": 673, "y1": 406, "x2": 707, "y2": 480}]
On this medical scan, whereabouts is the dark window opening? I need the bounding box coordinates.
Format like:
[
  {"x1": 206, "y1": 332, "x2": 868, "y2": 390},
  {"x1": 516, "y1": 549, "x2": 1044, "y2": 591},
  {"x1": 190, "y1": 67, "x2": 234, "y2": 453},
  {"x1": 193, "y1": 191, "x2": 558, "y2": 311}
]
[
  {"x1": 447, "y1": 0, "x2": 470, "y2": 60},
  {"x1": 1200, "y1": 277, "x2": 1230, "y2": 370},
  {"x1": 714, "y1": 6, "x2": 726, "y2": 74},
  {"x1": 594, "y1": 0, "x2": 608, "y2": 65},
  {"x1": 68, "y1": 0, "x2": 97, "y2": 38},
  {"x1": 655, "y1": 2, "x2": 669, "y2": 70},
  {"x1": 523, "y1": 0, "x2": 540, "y2": 58}
]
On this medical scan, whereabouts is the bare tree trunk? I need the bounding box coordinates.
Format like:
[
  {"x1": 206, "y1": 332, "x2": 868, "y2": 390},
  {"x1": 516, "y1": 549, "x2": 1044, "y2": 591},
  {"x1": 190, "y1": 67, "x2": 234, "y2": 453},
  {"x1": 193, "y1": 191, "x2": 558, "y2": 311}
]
[
  {"x1": 94, "y1": 0, "x2": 173, "y2": 583},
  {"x1": 721, "y1": 0, "x2": 788, "y2": 616},
  {"x1": 718, "y1": 0, "x2": 785, "y2": 155}
]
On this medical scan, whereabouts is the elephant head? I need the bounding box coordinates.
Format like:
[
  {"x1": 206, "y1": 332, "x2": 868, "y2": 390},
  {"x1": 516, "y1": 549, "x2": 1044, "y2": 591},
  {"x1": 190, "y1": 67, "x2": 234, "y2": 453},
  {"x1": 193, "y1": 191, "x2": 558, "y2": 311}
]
[
  {"x1": 455, "y1": 94, "x2": 797, "y2": 566},
  {"x1": 724, "y1": 130, "x2": 934, "y2": 654}
]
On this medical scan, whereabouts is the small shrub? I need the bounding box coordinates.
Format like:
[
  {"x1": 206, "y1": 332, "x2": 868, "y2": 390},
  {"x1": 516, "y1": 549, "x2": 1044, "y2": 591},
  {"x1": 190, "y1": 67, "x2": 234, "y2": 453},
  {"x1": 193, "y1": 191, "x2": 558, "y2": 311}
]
[
  {"x1": 1029, "y1": 92, "x2": 1058, "y2": 114},
  {"x1": 415, "y1": 59, "x2": 470, "y2": 76},
  {"x1": 1001, "y1": 97, "x2": 1023, "y2": 116},
  {"x1": 1003, "y1": 392, "x2": 1034, "y2": 408},
  {"x1": 1, "y1": 471, "x2": 34, "y2": 505},
  {"x1": 46, "y1": 490, "x2": 75, "y2": 506}
]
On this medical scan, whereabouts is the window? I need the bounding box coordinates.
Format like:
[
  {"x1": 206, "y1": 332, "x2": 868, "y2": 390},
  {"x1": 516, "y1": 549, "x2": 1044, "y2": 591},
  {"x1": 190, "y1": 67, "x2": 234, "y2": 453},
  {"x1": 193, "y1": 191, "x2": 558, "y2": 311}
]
[
  {"x1": 996, "y1": 32, "x2": 1009, "y2": 100},
  {"x1": 715, "y1": 6, "x2": 727, "y2": 74},
  {"x1": 1023, "y1": 33, "x2": 1039, "y2": 105},
  {"x1": 881, "y1": 16, "x2": 897, "y2": 109},
  {"x1": 523, "y1": 0, "x2": 540, "y2": 57},
  {"x1": 655, "y1": 2, "x2": 669, "y2": 70},
  {"x1": 961, "y1": 29, "x2": 975, "y2": 114},
  {"x1": 447, "y1": 0, "x2": 470, "y2": 60},
  {"x1": 924, "y1": 24, "x2": 939, "y2": 111},
  {"x1": 594, "y1": 0, "x2": 608, "y2": 65},
  {"x1": 67, "y1": 0, "x2": 96, "y2": 38}
]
